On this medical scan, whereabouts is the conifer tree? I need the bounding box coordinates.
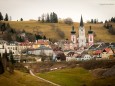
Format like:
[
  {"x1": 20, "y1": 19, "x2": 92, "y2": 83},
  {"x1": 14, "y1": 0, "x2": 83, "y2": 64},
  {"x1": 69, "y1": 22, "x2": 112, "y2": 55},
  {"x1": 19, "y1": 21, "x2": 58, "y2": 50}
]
[
  {"x1": 20, "y1": 18, "x2": 23, "y2": 21},
  {"x1": 38, "y1": 17, "x2": 41, "y2": 21},
  {"x1": 46, "y1": 13, "x2": 50, "y2": 23},
  {"x1": 41, "y1": 14, "x2": 45, "y2": 23},
  {"x1": 91, "y1": 19, "x2": 93, "y2": 23},
  {"x1": 0, "y1": 12, "x2": 3, "y2": 21},
  {"x1": 4, "y1": 13, "x2": 9, "y2": 21},
  {"x1": 2, "y1": 50, "x2": 9, "y2": 70},
  {"x1": 0, "y1": 55, "x2": 4, "y2": 74},
  {"x1": 43, "y1": 35, "x2": 46, "y2": 40},
  {"x1": 50, "y1": 13, "x2": 53, "y2": 23},
  {"x1": 9, "y1": 50, "x2": 15, "y2": 73}
]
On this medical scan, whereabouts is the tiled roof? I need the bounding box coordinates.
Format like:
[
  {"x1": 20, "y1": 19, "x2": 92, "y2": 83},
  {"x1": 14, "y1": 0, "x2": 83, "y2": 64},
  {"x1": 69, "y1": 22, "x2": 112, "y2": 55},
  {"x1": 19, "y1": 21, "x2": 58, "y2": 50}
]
[
  {"x1": 103, "y1": 48, "x2": 111, "y2": 53},
  {"x1": 94, "y1": 50, "x2": 102, "y2": 55},
  {"x1": 36, "y1": 45, "x2": 52, "y2": 50}
]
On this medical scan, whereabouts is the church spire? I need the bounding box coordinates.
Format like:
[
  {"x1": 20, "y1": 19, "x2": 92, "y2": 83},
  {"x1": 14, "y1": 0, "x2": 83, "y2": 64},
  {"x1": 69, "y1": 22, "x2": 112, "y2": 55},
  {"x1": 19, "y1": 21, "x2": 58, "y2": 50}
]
[{"x1": 80, "y1": 15, "x2": 84, "y2": 27}]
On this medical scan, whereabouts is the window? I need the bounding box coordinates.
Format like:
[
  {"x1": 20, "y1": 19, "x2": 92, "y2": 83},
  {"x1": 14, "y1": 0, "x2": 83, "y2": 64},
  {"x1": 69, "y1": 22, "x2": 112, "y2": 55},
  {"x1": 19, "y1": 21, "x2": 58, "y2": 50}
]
[
  {"x1": 73, "y1": 38, "x2": 74, "y2": 41},
  {"x1": 16, "y1": 47, "x2": 17, "y2": 50},
  {"x1": 90, "y1": 37, "x2": 92, "y2": 41}
]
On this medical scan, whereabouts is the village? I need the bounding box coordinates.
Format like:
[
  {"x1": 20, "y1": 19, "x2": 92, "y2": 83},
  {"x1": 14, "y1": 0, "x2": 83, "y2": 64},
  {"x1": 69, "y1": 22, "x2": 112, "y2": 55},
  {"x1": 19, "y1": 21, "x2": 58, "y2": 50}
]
[{"x1": 0, "y1": 16, "x2": 115, "y2": 63}]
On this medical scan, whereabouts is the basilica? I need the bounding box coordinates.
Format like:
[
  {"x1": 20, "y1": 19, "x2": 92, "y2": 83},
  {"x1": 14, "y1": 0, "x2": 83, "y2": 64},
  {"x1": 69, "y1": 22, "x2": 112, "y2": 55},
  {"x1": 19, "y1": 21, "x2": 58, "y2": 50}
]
[{"x1": 63, "y1": 15, "x2": 94, "y2": 51}]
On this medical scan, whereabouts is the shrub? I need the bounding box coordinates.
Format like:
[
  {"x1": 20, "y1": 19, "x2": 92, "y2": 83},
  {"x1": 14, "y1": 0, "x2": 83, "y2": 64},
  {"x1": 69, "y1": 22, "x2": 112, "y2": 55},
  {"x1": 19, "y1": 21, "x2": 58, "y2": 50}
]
[{"x1": 80, "y1": 60, "x2": 115, "y2": 70}]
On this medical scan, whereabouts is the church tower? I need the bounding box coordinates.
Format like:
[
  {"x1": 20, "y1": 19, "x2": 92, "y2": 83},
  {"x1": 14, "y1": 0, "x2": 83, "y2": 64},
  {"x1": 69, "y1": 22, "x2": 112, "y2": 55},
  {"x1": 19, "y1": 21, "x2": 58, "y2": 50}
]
[
  {"x1": 71, "y1": 26, "x2": 76, "y2": 44},
  {"x1": 78, "y1": 15, "x2": 86, "y2": 47},
  {"x1": 88, "y1": 26, "x2": 94, "y2": 46}
]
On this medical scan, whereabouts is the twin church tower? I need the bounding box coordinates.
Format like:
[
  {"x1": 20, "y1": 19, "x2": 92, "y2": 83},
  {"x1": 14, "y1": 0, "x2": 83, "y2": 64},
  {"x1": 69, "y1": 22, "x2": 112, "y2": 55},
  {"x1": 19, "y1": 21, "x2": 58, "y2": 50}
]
[{"x1": 71, "y1": 15, "x2": 94, "y2": 48}]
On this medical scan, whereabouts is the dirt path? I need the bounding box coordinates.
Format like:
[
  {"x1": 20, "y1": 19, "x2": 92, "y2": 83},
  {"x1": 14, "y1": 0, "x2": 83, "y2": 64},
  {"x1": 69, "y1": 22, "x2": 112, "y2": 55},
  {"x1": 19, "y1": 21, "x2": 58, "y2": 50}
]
[{"x1": 29, "y1": 70, "x2": 61, "y2": 86}]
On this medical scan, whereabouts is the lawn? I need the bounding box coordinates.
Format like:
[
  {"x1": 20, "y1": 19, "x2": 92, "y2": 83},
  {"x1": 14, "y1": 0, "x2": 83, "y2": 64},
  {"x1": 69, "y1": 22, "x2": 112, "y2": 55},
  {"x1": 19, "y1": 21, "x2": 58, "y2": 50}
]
[
  {"x1": 37, "y1": 67, "x2": 94, "y2": 86},
  {"x1": 0, "y1": 70, "x2": 53, "y2": 86}
]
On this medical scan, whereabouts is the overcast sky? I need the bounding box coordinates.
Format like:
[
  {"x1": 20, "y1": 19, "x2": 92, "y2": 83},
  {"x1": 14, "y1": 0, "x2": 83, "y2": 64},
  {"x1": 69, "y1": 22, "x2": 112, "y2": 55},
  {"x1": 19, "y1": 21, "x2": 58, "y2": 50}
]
[{"x1": 0, "y1": 0, "x2": 115, "y2": 22}]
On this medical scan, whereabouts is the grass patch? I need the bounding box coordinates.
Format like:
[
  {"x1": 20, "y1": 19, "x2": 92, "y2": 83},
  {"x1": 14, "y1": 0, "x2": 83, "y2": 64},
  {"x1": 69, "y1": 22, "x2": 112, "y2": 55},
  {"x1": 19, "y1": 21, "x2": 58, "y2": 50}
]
[
  {"x1": 37, "y1": 67, "x2": 94, "y2": 86},
  {"x1": 0, "y1": 70, "x2": 53, "y2": 86}
]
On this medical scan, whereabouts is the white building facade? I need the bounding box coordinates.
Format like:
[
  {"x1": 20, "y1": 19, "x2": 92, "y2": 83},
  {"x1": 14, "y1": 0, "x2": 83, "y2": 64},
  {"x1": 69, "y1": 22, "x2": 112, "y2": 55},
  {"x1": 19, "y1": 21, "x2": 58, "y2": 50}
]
[{"x1": 78, "y1": 15, "x2": 86, "y2": 48}]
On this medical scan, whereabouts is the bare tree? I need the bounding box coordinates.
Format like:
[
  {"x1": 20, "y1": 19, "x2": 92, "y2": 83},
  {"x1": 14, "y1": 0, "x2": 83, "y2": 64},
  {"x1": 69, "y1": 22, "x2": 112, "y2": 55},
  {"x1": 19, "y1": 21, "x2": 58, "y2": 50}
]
[{"x1": 64, "y1": 18, "x2": 73, "y2": 25}]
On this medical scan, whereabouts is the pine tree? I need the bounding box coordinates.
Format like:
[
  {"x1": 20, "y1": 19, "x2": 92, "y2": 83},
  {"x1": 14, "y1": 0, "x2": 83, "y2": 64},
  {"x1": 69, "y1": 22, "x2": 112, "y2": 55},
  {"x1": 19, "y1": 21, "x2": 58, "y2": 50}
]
[
  {"x1": 49, "y1": 12, "x2": 58, "y2": 23},
  {"x1": 2, "y1": 50, "x2": 9, "y2": 70},
  {"x1": 1, "y1": 23, "x2": 6, "y2": 34},
  {"x1": 50, "y1": 13, "x2": 53, "y2": 23},
  {"x1": 9, "y1": 50, "x2": 15, "y2": 73},
  {"x1": 46, "y1": 13, "x2": 50, "y2": 23},
  {"x1": 94, "y1": 19, "x2": 97, "y2": 24},
  {"x1": 4, "y1": 13, "x2": 9, "y2": 21},
  {"x1": 53, "y1": 12, "x2": 58, "y2": 23},
  {"x1": 0, "y1": 12, "x2": 3, "y2": 21},
  {"x1": 0, "y1": 55, "x2": 4, "y2": 74},
  {"x1": 91, "y1": 19, "x2": 93, "y2": 23},
  {"x1": 38, "y1": 17, "x2": 41, "y2": 21},
  {"x1": 43, "y1": 35, "x2": 46, "y2": 40},
  {"x1": 41, "y1": 14, "x2": 45, "y2": 23},
  {"x1": 20, "y1": 18, "x2": 23, "y2": 21}
]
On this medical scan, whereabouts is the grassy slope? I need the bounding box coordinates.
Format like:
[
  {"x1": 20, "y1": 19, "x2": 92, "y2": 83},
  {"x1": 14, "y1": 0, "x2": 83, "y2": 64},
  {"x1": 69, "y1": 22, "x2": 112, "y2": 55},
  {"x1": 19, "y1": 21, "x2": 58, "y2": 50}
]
[
  {"x1": 37, "y1": 67, "x2": 94, "y2": 86},
  {"x1": 37, "y1": 67, "x2": 115, "y2": 86},
  {"x1": 0, "y1": 70, "x2": 53, "y2": 86},
  {"x1": 91, "y1": 77, "x2": 115, "y2": 86},
  {"x1": 3, "y1": 21, "x2": 115, "y2": 42}
]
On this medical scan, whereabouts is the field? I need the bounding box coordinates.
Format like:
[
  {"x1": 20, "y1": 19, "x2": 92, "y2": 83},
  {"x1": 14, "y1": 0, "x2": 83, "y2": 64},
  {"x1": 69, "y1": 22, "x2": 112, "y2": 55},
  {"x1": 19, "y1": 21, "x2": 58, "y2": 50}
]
[
  {"x1": 0, "y1": 70, "x2": 53, "y2": 86},
  {"x1": 2, "y1": 21, "x2": 115, "y2": 42},
  {"x1": 37, "y1": 67, "x2": 94, "y2": 86},
  {"x1": 37, "y1": 67, "x2": 115, "y2": 86}
]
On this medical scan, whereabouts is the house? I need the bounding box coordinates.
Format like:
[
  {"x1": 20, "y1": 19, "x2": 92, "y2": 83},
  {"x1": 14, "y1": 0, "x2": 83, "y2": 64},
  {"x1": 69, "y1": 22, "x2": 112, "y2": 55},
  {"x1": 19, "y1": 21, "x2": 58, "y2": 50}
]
[
  {"x1": 76, "y1": 54, "x2": 92, "y2": 61},
  {"x1": 53, "y1": 51, "x2": 66, "y2": 62},
  {"x1": 93, "y1": 47, "x2": 114, "y2": 60},
  {"x1": 93, "y1": 49, "x2": 102, "y2": 58},
  {"x1": 101, "y1": 48, "x2": 114, "y2": 59},
  {"x1": 0, "y1": 40, "x2": 7, "y2": 56},
  {"x1": 33, "y1": 40, "x2": 51, "y2": 49},
  {"x1": 66, "y1": 51, "x2": 76, "y2": 61},
  {"x1": 28, "y1": 45, "x2": 53, "y2": 56}
]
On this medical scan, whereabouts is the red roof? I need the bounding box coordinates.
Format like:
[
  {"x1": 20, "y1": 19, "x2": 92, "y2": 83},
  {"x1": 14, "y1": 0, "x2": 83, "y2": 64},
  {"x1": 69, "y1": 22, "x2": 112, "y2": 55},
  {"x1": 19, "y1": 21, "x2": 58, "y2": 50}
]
[
  {"x1": 94, "y1": 50, "x2": 102, "y2": 55},
  {"x1": 103, "y1": 48, "x2": 111, "y2": 53}
]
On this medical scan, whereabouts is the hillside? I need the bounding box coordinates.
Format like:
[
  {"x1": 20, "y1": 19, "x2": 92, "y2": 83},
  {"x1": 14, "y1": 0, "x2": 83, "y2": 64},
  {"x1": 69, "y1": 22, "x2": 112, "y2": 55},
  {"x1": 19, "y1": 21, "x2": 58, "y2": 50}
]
[
  {"x1": 2, "y1": 21, "x2": 115, "y2": 42},
  {"x1": 37, "y1": 67, "x2": 115, "y2": 86},
  {"x1": 0, "y1": 70, "x2": 53, "y2": 86}
]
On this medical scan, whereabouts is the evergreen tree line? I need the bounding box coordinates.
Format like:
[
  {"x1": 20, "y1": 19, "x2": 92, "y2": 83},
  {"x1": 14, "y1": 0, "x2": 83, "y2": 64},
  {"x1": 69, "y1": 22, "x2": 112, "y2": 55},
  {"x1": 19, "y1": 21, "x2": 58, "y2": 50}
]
[
  {"x1": 0, "y1": 50, "x2": 15, "y2": 74},
  {"x1": 104, "y1": 17, "x2": 115, "y2": 35},
  {"x1": 35, "y1": 34, "x2": 47, "y2": 40},
  {"x1": 104, "y1": 24, "x2": 115, "y2": 35},
  {"x1": 104, "y1": 17, "x2": 115, "y2": 23},
  {"x1": 0, "y1": 12, "x2": 9, "y2": 21},
  {"x1": 38, "y1": 12, "x2": 58, "y2": 23},
  {"x1": 90, "y1": 19, "x2": 98, "y2": 24},
  {"x1": 110, "y1": 17, "x2": 115, "y2": 23}
]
